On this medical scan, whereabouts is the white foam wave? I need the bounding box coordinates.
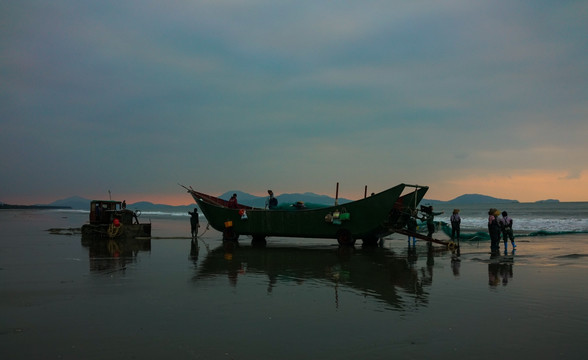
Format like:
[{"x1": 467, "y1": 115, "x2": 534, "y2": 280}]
[{"x1": 459, "y1": 217, "x2": 588, "y2": 232}]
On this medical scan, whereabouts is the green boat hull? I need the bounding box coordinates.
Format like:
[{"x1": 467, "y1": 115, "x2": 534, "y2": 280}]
[{"x1": 189, "y1": 184, "x2": 428, "y2": 245}]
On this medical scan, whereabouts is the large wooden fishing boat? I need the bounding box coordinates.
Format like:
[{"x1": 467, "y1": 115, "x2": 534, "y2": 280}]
[
  {"x1": 184, "y1": 184, "x2": 428, "y2": 246},
  {"x1": 81, "y1": 200, "x2": 151, "y2": 240}
]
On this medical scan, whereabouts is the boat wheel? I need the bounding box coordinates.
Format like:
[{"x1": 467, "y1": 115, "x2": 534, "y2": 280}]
[
  {"x1": 336, "y1": 229, "x2": 355, "y2": 246},
  {"x1": 251, "y1": 235, "x2": 267, "y2": 247},
  {"x1": 362, "y1": 235, "x2": 379, "y2": 247},
  {"x1": 222, "y1": 227, "x2": 239, "y2": 241}
]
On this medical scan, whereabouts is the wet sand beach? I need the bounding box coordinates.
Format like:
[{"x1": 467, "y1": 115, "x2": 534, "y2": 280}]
[{"x1": 1, "y1": 209, "x2": 587, "y2": 359}]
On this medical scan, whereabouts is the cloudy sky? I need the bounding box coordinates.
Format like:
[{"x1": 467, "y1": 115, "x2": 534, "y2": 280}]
[{"x1": 2, "y1": 0, "x2": 587, "y2": 205}]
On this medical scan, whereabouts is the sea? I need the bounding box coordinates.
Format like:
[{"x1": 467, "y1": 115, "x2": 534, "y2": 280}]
[{"x1": 1, "y1": 202, "x2": 588, "y2": 360}]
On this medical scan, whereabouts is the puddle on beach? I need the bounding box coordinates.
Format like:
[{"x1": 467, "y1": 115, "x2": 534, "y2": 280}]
[{"x1": 1, "y1": 211, "x2": 587, "y2": 360}]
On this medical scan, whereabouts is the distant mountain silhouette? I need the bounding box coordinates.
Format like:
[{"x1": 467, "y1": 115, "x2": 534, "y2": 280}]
[
  {"x1": 47, "y1": 197, "x2": 198, "y2": 211},
  {"x1": 41, "y1": 191, "x2": 525, "y2": 211},
  {"x1": 219, "y1": 190, "x2": 266, "y2": 203},
  {"x1": 49, "y1": 196, "x2": 91, "y2": 210},
  {"x1": 127, "y1": 201, "x2": 197, "y2": 213},
  {"x1": 423, "y1": 193, "x2": 519, "y2": 205},
  {"x1": 219, "y1": 191, "x2": 351, "y2": 208}
]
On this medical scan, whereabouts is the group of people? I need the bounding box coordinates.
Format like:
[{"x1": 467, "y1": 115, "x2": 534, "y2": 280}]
[
  {"x1": 487, "y1": 208, "x2": 516, "y2": 252},
  {"x1": 406, "y1": 205, "x2": 516, "y2": 253},
  {"x1": 450, "y1": 207, "x2": 515, "y2": 252}
]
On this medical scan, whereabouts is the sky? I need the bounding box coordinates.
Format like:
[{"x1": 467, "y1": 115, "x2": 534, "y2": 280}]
[{"x1": 1, "y1": 0, "x2": 587, "y2": 205}]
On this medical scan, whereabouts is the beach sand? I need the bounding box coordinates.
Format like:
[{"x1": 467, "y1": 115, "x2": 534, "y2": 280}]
[{"x1": 1, "y1": 210, "x2": 587, "y2": 359}]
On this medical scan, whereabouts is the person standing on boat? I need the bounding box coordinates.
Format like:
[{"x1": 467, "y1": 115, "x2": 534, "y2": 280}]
[
  {"x1": 501, "y1": 211, "x2": 516, "y2": 250},
  {"x1": 188, "y1": 208, "x2": 200, "y2": 239},
  {"x1": 424, "y1": 206, "x2": 444, "y2": 238},
  {"x1": 450, "y1": 209, "x2": 461, "y2": 240},
  {"x1": 228, "y1": 193, "x2": 238, "y2": 209},
  {"x1": 265, "y1": 190, "x2": 278, "y2": 209}
]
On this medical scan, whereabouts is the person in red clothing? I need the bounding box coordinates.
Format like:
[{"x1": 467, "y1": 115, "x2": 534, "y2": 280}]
[{"x1": 228, "y1": 193, "x2": 238, "y2": 208}]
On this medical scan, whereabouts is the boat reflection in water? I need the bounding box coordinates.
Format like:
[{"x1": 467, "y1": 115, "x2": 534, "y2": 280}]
[
  {"x1": 193, "y1": 240, "x2": 454, "y2": 311},
  {"x1": 81, "y1": 237, "x2": 151, "y2": 273}
]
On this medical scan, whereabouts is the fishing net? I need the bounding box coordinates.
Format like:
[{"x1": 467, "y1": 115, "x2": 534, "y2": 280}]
[{"x1": 440, "y1": 222, "x2": 490, "y2": 240}]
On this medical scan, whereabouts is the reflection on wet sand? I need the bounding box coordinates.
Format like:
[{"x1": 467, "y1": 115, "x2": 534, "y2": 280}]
[
  {"x1": 81, "y1": 237, "x2": 151, "y2": 273},
  {"x1": 192, "y1": 240, "x2": 458, "y2": 311},
  {"x1": 488, "y1": 250, "x2": 515, "y2": 287}
]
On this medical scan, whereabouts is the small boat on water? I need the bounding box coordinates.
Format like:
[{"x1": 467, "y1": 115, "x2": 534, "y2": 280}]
[
  {"x1": 81, "y1": 200, "x2": 151, "y2": 240},
  {"x1": 184, "y1": 183, "x2": 429, "y2": 246}
]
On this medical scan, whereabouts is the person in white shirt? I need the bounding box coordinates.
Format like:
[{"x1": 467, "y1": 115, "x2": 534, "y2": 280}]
[{"x1": 501, "y1": 211, "x2": 516, "y2": 250}]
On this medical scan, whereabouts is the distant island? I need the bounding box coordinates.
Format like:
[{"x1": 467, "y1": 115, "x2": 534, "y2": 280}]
[
  {"x1": 422, "y1": 193, "x2": 519, "y2": 205},
  {"x1": 534, "y1": 199, "x2": 560, "y2": 204}
]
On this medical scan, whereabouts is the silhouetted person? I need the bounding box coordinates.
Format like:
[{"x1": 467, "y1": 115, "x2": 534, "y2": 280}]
[
  {"x1": 424, "y1": 206, "x2": 444, "y2": 238},
  {"x1": 488, "y1": 208, "x2": 501, "y2": 253},
  {"x1": 188, "y1": 208, "x2": 200, "y2": 239},
  {"x1": 450, "y1": 209, "x2": 461, "y2": 240},
  {"x1": 266, "y1": 190, "x2": 278, "y2": 209}
]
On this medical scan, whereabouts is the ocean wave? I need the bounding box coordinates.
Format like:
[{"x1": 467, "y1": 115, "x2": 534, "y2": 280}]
[
  {"x1": 439, "y1": 222, "x2": 588, "y2": 240},
  {"x1": 51, "y1": 209, "x2": 89, "y2": 214},
  {"x1": 457, "y1": 218, "x2": 588, "y2": 233}
]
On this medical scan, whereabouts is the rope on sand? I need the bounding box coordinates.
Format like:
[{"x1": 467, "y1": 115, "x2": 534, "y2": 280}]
[{"x1": 194, "y1": 224, "x2": 211, "y2": 252}]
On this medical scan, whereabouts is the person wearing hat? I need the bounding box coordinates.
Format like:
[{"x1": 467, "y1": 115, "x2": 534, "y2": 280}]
[
  {"x1": 188, "y1": 207, "x2": 200, "y2": 239},
  {"x1": 488, "y1": 208, "x2": 501, "y2": 253},
  {"x1": 450, "y1": 209, "x2": 461, "y2": 241}
]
